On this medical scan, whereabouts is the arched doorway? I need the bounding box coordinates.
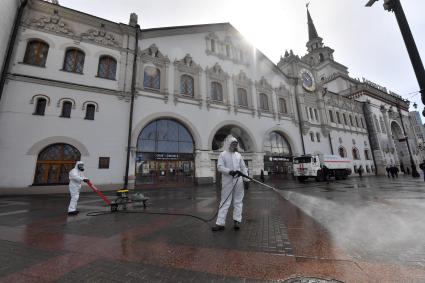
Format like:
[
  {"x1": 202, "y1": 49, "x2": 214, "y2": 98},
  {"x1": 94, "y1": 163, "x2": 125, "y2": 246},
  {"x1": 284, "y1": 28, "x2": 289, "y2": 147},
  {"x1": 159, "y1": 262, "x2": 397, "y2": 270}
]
[
  {"x1": 263, "y1": 131, "x2": 293, "y2": 179},
  {"x1": 33, "y1": 143, "x2": 81, "y2": 185},
  {"x1": 136, "y1": 119, "x2": 195, "y2": 187},
  {"x1": 211, "y1": 125, "x2": 254, "y2": 185}
]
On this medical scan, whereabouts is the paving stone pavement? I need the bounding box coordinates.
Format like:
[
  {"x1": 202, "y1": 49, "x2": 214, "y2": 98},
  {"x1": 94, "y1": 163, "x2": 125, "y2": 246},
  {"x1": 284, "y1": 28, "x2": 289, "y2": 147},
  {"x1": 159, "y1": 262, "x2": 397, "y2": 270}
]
[{"x1": 0, "y1": 175, "x2": 425, "y2": 282}]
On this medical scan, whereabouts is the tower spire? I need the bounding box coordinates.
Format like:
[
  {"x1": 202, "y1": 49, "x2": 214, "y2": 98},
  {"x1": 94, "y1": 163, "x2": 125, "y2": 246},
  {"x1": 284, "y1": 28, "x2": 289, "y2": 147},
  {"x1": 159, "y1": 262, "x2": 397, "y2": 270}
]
[
  {"x1": 302, "y1": 4, "x2": 335, "y2": 66},
  {"x1": 307, "y1": 6, "x2": 319, "y2": 41}
]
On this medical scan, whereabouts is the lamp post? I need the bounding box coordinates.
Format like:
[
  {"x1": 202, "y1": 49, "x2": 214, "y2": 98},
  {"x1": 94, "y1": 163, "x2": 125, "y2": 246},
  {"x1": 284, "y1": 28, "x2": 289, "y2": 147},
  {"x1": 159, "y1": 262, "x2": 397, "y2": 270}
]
[
  {"x1": 394, "y1": 105, "x2": 420, "y2": 177},
  {"x1": 366, "y1": 0, "x2": 425, "y2": 117}
]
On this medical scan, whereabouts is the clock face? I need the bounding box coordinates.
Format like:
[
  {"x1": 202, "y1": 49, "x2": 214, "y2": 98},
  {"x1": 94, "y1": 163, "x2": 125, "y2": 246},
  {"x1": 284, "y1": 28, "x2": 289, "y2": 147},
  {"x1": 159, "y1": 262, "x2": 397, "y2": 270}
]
[{"x1": 299, "y1": 69, "x2": 316, "y2": 92}]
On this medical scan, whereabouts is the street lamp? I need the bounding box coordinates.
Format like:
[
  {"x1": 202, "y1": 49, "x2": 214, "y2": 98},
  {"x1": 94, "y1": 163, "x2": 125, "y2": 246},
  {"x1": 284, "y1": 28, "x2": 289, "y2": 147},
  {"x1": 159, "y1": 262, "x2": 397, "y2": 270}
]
[
  {"x1": 391, "y1": 105, "x2": 421, "y2": 177},
  {"x1": 366, "y1": 0, "x2": 425, "y2": 117}
]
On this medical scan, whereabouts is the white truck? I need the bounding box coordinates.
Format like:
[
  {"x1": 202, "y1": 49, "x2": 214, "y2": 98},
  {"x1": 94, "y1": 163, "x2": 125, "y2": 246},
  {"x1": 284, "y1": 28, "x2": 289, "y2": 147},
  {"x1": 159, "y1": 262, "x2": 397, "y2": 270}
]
[{"x1": 293, "y1": 154, "x2": 352, "y2": 182}]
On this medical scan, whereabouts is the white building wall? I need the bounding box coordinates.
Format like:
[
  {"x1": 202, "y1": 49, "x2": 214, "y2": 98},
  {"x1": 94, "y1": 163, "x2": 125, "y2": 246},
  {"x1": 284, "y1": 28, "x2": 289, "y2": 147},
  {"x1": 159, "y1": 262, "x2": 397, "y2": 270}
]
[{"x1": 0, "y1": 80, "x2": 130, "y2": 187}]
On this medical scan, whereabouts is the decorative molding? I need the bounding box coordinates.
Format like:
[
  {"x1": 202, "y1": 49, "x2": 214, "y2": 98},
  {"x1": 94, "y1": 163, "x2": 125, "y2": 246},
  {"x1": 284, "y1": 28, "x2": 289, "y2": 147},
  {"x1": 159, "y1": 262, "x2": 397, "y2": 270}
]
[
  {"x1": 81, "y1": 29, "x2": 120, "y2": 47},
  {"x1": 8, "y1": 74, "x2": 125, "y2": 98},
  {"x1": 30, "y1": 94, "x2": 51, "y2": 105},
  {"x1": 26, "y1": 14, "x2": 74, "y2": 36},
  {"x1": 205, "y1": 32, "x2": 248, "y2": 66},
  {"x1": 206, "y1": 63, "x2": 229, "y2": 81},
  {"x1": 140, "y1": 44, "x2": 170, "y2": 65},
  {"x1": 57, "y1": 97, "x2": 76, "y2": 109},
  {"x1": 82, "y1": 101, "x2": 99, "y2": 112},
  {"x1": 173, "y1": 54, "x2": 202, "y2": 75},
  {"x1": 255, "y1": 76, "x2": 273, "y2": 94}
]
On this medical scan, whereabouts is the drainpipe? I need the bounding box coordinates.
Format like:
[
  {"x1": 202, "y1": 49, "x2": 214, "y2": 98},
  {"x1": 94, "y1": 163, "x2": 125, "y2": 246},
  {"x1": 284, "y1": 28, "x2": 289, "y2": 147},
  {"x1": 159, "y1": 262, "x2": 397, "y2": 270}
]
[
  {"x1": 123, "y1": 23, "x2": 139, "y2": 190},
  {"x1": 0, "y1": 0, "x2": 28, "y2": 102}
]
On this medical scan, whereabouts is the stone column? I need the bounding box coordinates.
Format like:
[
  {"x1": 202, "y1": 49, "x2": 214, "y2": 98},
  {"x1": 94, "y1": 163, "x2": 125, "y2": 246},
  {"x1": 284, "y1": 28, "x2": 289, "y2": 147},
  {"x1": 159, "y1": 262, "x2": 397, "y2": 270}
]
[{"x1": 363, "y1": 102, "x2": 385, "y2": 175}]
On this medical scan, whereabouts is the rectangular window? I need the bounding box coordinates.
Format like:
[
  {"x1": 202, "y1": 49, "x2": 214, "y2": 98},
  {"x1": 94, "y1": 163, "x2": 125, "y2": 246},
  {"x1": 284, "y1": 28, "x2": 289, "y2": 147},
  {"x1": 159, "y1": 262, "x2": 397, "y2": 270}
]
[
  {"x1": 329, "y1": 110, "x2": 334, "y2": 123},
  {"x1": 314, "y1": 109, "x2": 318, "y2": 120},
  {"x1": 336, "y1": 112, "x2": 341, "y2": 124},
  {"x1": 349, "y1": 115, "x2": 354, "y2": 126},
  {"x1": 343, "y1": 114, "x2": 348, "y2": 125},
  {"x1": 98, "y1": 157, "x2": 110, "y2": 169},
  {"x1": 361, "y1": 118, "x2": 365, "y2": 128}
]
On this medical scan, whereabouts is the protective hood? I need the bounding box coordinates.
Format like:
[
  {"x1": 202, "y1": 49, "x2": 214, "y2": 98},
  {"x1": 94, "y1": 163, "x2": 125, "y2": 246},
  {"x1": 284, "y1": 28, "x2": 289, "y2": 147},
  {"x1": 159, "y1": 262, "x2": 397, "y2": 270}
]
[
  {"x1": 223, "y1": 135, "x2": 238, "y2": 151},
  {"x1": 74, "y1": 161, "x2": 84, "y2": 170}
]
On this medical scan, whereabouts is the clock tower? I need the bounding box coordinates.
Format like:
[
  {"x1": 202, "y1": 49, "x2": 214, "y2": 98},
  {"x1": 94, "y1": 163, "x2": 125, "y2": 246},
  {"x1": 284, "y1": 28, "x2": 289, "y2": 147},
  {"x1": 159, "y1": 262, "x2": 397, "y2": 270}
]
[{"x1": 302, "y1": 6, "x2": 335, "y2": 67}]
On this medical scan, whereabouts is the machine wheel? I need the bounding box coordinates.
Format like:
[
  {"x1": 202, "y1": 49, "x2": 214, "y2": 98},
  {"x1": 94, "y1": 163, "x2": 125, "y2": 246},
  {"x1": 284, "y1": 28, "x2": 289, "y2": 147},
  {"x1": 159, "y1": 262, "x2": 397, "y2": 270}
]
[
  {"x1": 297, "y1": 176, "x2": 307, "y2": 182},
  {"x1": 335, "y1": 170, "x2": 342, "y2": 180},
  {"x1": 315, "y1": 170, "x2": 324, "y2": 182}
]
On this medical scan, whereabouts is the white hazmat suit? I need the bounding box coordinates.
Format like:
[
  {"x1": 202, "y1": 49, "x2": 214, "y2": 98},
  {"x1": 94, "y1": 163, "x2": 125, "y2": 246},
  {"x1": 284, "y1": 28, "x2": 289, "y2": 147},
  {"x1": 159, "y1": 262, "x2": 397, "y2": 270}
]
[
  {"x1": 68, "y1": 161, "x2": 86, "y2": 214},
  {"x1": 215, "y1": 136, "x2": 248, "y2": 226}
]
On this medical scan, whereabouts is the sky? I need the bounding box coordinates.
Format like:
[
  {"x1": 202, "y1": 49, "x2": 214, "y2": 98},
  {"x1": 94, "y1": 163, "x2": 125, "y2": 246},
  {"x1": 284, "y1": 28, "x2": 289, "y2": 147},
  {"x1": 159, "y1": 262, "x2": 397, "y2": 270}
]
[{"x1": 60, "y1": 0, "x2": 425, "y2": 115}]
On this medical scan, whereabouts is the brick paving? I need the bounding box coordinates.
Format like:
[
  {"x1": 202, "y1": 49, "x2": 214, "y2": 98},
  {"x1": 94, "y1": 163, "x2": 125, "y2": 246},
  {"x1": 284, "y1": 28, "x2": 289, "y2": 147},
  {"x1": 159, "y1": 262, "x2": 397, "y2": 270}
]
[{"x1": 0, "y1": 176, "x2": 425, "y2": 282}]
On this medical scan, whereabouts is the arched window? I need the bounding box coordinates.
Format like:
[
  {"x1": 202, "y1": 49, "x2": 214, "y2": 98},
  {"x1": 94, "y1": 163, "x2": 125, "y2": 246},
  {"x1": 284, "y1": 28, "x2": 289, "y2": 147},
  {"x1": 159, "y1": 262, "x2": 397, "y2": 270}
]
[
  {"x1": 237, "y1": 88, "x2": 248, "y2": 107},
  {"x1": 259, "y1": 93, "x2": 269, "y2": 111},
  {"x1": 264, "y1": 131, "x2": 292, "y2": 156},
  {"x1": 33, "y1": 143, "x2": 81, "y2": 185},
  {"x1": 137, "y1": 119, "x2": 194, "y2": 153},
  {"x1": 226, "y1": 45, "x2": 230, "y2": 57},
  {"x1": 85, "y1": 104, "x2": 95, "y2": 120},
  {"x1": 279, "y1": 98, "x2": 287, "y2": 113},
  {"x1": 319, "y1": 53, "x2": 324, "y2": 62},
  {"x1": 23, "y1": 40, "x2": 49, "y2": 67},
  {"x1": 310, "y1": 132, "x2": 315, "y2": 142},
  {"x1": 97, "y1": 56, "x2": 117, "y2": 80},
  {"x1": 316, "y1": 133, "x2": 321, "y2": 142},
  {"x1": 63, "y1": 48, "x2": 85, "y2": 73},
  {"x1": 211, "y1": 82, "x2": 223, "y2": 101},
  {"x1": 34, "y1": 98, "x2": 47, "y2": 116},
  {"x1": 180, "y1": 75, "x2": 194, "y2": 96},
  {"x1": 143, "y1": 66, "x2": 161, "y2": 89},
  {"x1": 61, "y1": 101, "x2": 72, "y2": 118},
  {"x1": 211, "y1": 39, "x2": 216, "y2": 52},
  {"x1": 352, "y1": 148, "x2": 360, "y2": 160},
  {"x1": 339, "y1": 147, "x2": 347, "y2": 158}
]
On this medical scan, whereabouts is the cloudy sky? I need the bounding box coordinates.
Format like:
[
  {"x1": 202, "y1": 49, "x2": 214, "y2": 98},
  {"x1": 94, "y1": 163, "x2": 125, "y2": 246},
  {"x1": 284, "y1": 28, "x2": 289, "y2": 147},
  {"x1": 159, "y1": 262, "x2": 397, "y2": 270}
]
[{"x1": 60, "y1": 0, "x2": 425, "y2": 114}]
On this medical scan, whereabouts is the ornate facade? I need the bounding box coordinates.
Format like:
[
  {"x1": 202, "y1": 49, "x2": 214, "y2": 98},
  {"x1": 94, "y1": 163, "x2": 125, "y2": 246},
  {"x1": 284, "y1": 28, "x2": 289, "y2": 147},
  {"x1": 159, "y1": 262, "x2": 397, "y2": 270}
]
[{"x1": 0, "y1": 0, "x2": 419, "y2": 189}]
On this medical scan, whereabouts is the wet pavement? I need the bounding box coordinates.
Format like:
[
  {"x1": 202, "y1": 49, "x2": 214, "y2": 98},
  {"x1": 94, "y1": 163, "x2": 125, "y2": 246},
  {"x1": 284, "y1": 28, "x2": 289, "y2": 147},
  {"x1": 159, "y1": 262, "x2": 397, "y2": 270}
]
[{"x1": 1, "y1": 175, "x2": 425, "y2": 282}]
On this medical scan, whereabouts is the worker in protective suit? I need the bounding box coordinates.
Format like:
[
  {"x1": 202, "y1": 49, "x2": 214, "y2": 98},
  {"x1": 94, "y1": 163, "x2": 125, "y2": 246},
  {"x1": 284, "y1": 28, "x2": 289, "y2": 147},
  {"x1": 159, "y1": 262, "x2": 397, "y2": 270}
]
[
  {"x1": 212, "y1": 136, "x2": 248, "y2": 231},
  {"x1": 68, "y1": 161, "x2": 89, "y2": 216}
]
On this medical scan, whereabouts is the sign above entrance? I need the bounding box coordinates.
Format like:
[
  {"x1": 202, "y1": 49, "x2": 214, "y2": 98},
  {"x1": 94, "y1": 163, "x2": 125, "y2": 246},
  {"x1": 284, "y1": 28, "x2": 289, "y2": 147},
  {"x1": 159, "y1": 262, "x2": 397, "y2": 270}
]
[
  {"x1": 265, "y1": 156, "x2": 293, "y2": 162},
  {"x1": 137, "y1": 152, "x2": 194, "y2": 161}
]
